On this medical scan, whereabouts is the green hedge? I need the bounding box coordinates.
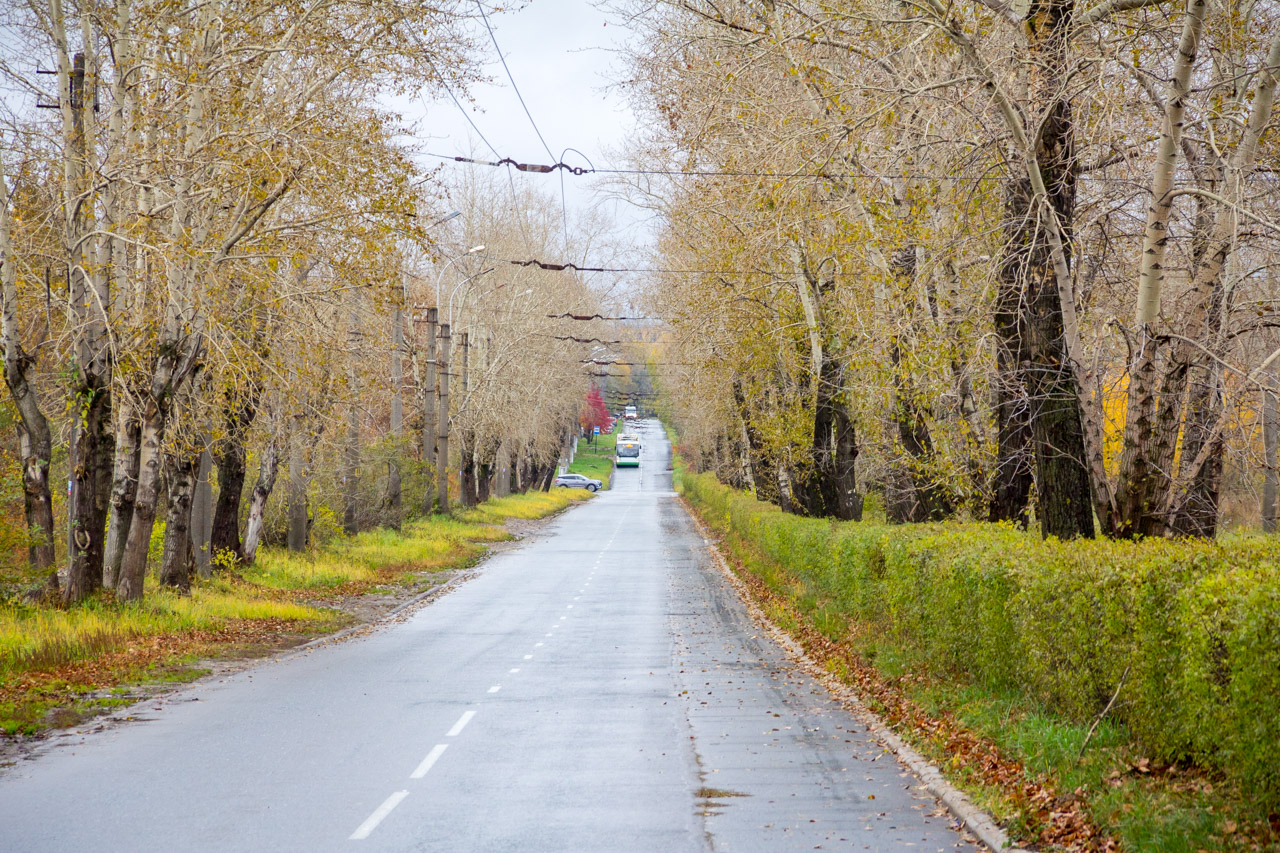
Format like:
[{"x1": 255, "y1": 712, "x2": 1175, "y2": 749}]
[{"x1": 678, "y1": 470, "x2": 1280, "y2": 809}]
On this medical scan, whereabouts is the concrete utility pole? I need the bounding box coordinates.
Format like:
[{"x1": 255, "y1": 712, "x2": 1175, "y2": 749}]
[
  {"x1": 421, "y1": 307, "x2": 438, "y2": 513},
  {"x1": 459, "y1": 332, "x2": 473, "y2": 507},
  {"x1": 460, "y1": 332, "x2": 469, "y2": 393},
  {"x1": 437, "y1": 324, "x2": 452, "y2": 514},
  {"x1": 191, "y1": 447, "x2": 213, "y2": 578},
  {"x1": 1265, "y1": 373, "x2": 1279, "y2": 533},
  {"x1": 286, "y1": 432, "x2": 308, "y2": 551},
  {"x1": 387, "y1": 274, "x2": 405, "y2": 526},
  {"x1": 342, "y1": 315, "x2": 360, "y2": 536}
]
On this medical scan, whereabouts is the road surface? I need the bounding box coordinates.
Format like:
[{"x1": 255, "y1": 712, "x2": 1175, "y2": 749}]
[{"x1": 0, "y1": 419, "x2": 976, "y2": 852}]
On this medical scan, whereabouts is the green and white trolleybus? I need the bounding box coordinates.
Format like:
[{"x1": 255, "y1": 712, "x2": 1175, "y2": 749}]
[{"x1": 616, "y1": 433, "x2": 641, "y2": 468}]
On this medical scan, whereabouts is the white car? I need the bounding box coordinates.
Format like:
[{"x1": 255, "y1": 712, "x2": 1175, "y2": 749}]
[{"x1": 554, "y1": 473, "x2": 602, "y2": 491}]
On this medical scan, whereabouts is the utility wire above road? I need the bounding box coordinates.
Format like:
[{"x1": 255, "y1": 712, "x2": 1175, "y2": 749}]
[
  {"x1": 549, "y1": 313, "x2": 653, "y2": 321},
  {"x1": 503, "y1": 257, "x2": 760, "y2": 275},
  {"x1": 430, "y1": 152, "x2": 1145, "y2": 183}
]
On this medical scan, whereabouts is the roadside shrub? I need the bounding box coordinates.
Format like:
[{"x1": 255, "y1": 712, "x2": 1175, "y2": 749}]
[{"x1": 676, "y1": 470, "x2": 1280, "y2": 810}]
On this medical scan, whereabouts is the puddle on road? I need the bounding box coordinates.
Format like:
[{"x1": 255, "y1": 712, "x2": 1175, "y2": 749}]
[{"x1": 695, "y1": 786, "x2": 749, "y2": 816}]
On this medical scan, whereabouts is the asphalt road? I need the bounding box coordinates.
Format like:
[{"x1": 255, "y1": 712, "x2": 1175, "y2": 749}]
[{"x1": 0, "y1": 419, "x2": 976, "y2": 852}]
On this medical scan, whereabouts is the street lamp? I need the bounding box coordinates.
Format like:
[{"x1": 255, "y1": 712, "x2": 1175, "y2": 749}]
[
  {"x1": 448, "y1": 267, "x2": 496, "y2": 328},
  {"x1": 433, "y1": 244, "x2": 486, "y2": 311}
]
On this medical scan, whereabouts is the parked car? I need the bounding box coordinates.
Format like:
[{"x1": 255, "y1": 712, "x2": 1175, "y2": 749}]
[{"x1": 554, "y1": 473, "x2": 602, "y2": 492}]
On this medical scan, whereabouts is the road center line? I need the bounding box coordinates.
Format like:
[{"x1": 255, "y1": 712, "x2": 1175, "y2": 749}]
[
  {"x1": 446, "y1": 710, "x2": 476, "y2": 737},
  {"x1": 488, "y1": 685, "x2": 501, "y2": 694},
  {"x1": 409, "y1": 745, "x2": 448, "y2": 779},
  {"x1": 349, "y1": 790, "x2": 409, "y2": 840},
  {"x1": 523, "y1": 654, "x2": 533, "y2": 660}
]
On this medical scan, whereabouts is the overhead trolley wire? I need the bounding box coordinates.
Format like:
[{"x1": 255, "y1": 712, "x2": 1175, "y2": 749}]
[
  {"x1": 501, "y1": 257, "x2": 763, "y2": 275},
  {"x1": 428, "y1": 152, "x2": 1150, "y2": 184}
]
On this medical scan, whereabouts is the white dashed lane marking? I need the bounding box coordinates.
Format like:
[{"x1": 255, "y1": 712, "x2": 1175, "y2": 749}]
[
  {"x1": 446, "y1": 710, "x2": 476, "y2": 737},
  {"x1": 487, "y1": 685, "x2": 501, "y2": 694},
  {"x1": 349, "y1": 791, "x2": 409, "y2": 840},
  {"x1": 410, "y1": 745, "x2": 448, "y2": 779}
]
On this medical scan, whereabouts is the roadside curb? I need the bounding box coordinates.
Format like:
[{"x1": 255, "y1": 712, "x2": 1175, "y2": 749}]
[{"x1": 680, "y1": 497, "x2": 1027, "y2": 853}]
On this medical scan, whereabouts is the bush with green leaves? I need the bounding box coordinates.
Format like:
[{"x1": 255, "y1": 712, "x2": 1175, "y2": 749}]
[{"x1": 678, "y1": 470, "x2": 1280, "y2": 810}]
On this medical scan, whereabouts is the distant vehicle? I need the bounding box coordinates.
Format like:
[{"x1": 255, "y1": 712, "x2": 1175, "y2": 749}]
[
  {"x1": 624, "y1": 405, "x2": 638, "y2": 420},
  {"x1": 616, "y1": 433, "x2": 641, "y2": 468},
  {"x1": 554, "y1": 473, "x2": 601, "y2": 492}
]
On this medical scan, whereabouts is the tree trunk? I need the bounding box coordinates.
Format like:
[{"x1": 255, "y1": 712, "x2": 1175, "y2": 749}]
[
  {"x1": 103, "y1": 407, "x2": 141, "y2": 588},
  {"x1": 210, "y1": 386, "x2": 258, "y2": 563},
  {"x1": 1115, "y1": 0, "x2": 1206, "y2": 535},
  {"x1": 1006, "y1": 0, "x2": 1095, "y2": 540},
  {"x1": 775, "y1": 451, "x2": 796, "y2": 515},
  {"x1": 807, "y1": 356, "x2": 862, "y2": 520},
  {"x1": 731, "y1": 378, "x2": 776, "y2": 503},
  {"x1": 116, "y1": 402, "x2": 165, "y2": 601},
  {"x1": 537, "y1": 461, "x2": 557, "y2": 492},
  {"x1": 242, "y1": 437, "x2": 278, "y2": 564},
  {"x1": 990, "y1": 185, "x2": 1036, "y2": 527},
  {"x1": 116, "y1": 335, "x2": 203, "y2": 601},
  {"x1": 460, "y1": 432, "x2": 478, "y2": 507},
  {"x1": 16, "y1": 420, "x2": 57, "y2": 581},
  {"x1": 1, "y1": 155, "x2": 56, "y2": 583},
  {"x1": 66, "y1": 387, "x2": 112, "y2": 602},
  {"x1": 888, "y1": 342, "x2": 951, "y2": 523},
  {"x1": 159, "y1": 450, "x2": 198, "y2": 592},
  {"x1": 477, "y1": 453, "x2": 493, "y2": 503}
]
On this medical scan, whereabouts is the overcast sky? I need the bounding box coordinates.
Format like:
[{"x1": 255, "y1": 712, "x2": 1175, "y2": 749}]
[{"x1": 391, "y1": 0, "x2": 650, "y2": 258}]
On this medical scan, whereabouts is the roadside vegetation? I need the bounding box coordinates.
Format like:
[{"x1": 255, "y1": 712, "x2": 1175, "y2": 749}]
[
  {"x1": 678, "y1": 468, "x2": 1279, "y2": 851},
  {"x1": 0, "y1": 491, "x2": 589, "y2": 737}
]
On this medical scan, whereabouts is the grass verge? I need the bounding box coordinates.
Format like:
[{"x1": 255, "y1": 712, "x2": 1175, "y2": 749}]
[
  {"x1": 0, "y1": 489, "x2": 590, "y2": 738},
  {"x1": 569, "y1": 432, "x2": 616, "y2": 489}
]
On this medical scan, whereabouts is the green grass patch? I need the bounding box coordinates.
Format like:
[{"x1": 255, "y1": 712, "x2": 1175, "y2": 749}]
[
  {"x1": 0, "y1": 584, "x2": 325, "y2": 678},
  {"x1": 569, "y1": 433, "x2": 617, "y2": 488},
  {"x1": 456, "y1": 489, "x2": 589, "y2": 524}
]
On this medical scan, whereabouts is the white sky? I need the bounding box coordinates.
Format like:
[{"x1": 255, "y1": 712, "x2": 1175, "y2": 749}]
[{"x1": 390, "y1": 0, "x2": 651, "y2": 258}]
